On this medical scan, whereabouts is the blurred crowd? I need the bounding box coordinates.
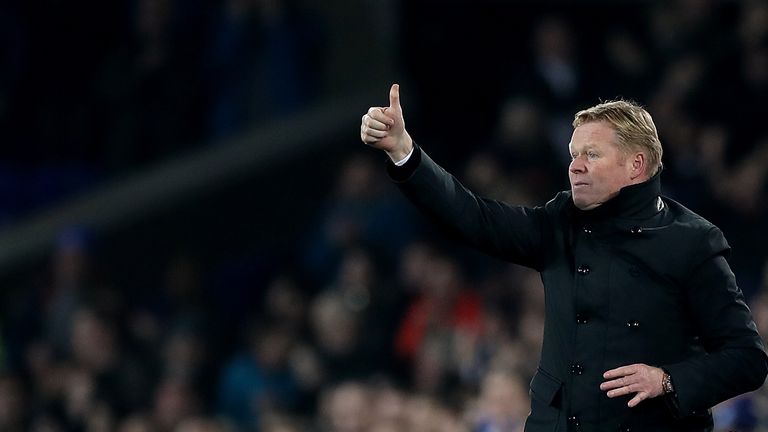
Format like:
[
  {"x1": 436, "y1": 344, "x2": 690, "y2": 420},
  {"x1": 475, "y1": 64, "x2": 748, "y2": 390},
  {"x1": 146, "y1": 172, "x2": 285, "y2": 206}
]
[
  {"x1": 0, "y1": 0, "x2": 324, "y2": 226},
  {"x1": 1, "y1": 0, "x2": 768, "y2": 432}
]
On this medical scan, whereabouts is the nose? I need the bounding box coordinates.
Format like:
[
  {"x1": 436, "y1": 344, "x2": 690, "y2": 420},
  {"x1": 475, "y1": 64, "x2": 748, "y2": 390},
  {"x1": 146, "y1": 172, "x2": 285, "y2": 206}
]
[{"x1": 570, "y1": 156, "x2": 586, "y2": 174}]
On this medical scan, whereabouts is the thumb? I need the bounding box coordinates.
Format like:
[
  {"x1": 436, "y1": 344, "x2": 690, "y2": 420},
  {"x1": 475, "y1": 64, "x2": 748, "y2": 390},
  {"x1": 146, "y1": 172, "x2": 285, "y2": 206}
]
[{"x1": 389, "y1": 83, "x2": 401, "y2": 112}]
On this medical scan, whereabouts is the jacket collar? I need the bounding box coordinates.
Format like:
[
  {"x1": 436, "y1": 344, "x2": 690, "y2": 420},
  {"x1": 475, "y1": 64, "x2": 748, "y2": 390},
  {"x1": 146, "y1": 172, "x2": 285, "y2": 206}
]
[{"x1": 572, "y1": 170, "x2": 663, "y2": 222}]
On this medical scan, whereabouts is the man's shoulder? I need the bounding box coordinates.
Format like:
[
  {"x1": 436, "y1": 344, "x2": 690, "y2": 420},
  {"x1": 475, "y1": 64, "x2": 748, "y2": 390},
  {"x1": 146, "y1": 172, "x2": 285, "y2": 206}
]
[
  {"x1": 661, "y1": 195, "x2": 729, "y2": 255},
  {"x1": 661, "y1": 196, "x2": 719, "y2": 231}
]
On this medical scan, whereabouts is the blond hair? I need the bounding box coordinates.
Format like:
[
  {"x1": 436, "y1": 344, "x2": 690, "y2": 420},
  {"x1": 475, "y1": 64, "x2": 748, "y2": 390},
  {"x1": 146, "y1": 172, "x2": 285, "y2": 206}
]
[{"x1": 573, "y1": 100, "x2": 663, "y2": 176}]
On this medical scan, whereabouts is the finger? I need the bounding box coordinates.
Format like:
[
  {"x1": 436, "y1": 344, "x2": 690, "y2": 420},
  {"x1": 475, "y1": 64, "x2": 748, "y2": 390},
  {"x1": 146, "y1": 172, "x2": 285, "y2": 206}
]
[
  {"x1": 627, "y1": 392, "x2": 648, "y2": 408},
  {"x1": 600, "y1": 377, "x2": 630, "y2": 391},
  {"x1": 607, "y1": 383, "x2": 639, "y2": 398},
  {"x1": 604, "y1": 364, "x2": 639, "y2": 379},
  {"x1": 362, "y1": 114, "x2": 390, "y2": 131},
  {"x1": 389, "y1": 83, "x2": 401, "y2": 111},
  {"x1": 360, "y1": 124, "x2": 384, "y2": 143},
  {"x1": 361, "y1": 133, "x2": 381, "y2": 144},
  {"x1": 362, "y1": 125, "x2": 388, "y2": 138},
  {"x1": 368, "y1": 107, "x2": 395, "y2": 126}
]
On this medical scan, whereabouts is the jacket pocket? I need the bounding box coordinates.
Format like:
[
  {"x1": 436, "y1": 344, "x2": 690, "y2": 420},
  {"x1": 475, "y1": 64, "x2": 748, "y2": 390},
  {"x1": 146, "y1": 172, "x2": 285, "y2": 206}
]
[
  {"x1": 530, "y1": 367, "x2": 562, "y2": 406},
  {"x1": 526, "y1": 368, "x2": 563, "y2": 429}
]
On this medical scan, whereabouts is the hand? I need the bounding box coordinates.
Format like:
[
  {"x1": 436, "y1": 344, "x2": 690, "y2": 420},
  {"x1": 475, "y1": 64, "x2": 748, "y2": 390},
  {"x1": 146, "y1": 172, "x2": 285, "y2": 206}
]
[
  {"x1": 601, "y1": 363, "x2": 665, "y2": 407},
  {"x1": 360, "y1": 83, "x2": 413, "y2": 162}
]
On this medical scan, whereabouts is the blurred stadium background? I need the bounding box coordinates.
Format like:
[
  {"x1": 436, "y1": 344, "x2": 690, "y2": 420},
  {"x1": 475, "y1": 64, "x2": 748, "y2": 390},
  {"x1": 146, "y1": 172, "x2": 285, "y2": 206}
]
[{"x1": 0, "y1": 0, "x2": 767, "y2": 431}]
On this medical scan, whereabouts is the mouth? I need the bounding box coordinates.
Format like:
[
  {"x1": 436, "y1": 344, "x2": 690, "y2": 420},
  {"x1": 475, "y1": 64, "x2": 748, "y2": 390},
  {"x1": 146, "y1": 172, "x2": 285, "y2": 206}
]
[{"x1": 572, "y1": 182, "x2": 589, "y2": 188}]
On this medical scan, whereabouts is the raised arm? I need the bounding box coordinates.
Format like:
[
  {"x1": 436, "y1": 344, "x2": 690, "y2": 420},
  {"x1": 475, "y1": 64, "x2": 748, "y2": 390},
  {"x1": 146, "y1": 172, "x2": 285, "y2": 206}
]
[{"x1": 360, "y1": 85, "x2": 554, "y2": 270}]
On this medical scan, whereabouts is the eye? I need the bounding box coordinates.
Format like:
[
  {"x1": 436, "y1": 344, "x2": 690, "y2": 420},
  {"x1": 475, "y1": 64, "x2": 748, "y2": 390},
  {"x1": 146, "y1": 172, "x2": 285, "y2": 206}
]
[
  {"x1": 587, "y1": 151, "x2": 599, "y2": 159},
  {"x1": 570, "y1": 152, "x2": 578, "y2": 160}
]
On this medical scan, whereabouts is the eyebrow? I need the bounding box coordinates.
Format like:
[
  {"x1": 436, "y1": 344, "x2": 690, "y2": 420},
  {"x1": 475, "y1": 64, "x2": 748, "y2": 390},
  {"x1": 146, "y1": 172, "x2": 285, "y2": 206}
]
[{"x1": 569, "y1": 144, "x2": 597, "y2": 153}]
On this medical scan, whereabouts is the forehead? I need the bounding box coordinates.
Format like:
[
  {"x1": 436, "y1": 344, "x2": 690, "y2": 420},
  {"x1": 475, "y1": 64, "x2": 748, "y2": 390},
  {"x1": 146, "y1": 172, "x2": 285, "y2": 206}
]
[{"x1": 569, "y1": 121, "x2": 618, "y2": 150}]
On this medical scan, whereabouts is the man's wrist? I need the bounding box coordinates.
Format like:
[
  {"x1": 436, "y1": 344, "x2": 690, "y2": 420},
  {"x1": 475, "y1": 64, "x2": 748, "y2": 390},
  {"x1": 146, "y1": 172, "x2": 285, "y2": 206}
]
[
  {"x1": 392, "y1": 146, "x2": 414, "y2": 166},
  {"x1": 387, "y1": 134, "x2": 414, "y2": 164}
]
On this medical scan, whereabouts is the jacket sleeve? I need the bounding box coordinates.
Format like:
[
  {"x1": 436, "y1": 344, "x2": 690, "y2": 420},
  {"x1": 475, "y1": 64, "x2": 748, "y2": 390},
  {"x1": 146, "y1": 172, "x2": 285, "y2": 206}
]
[
  {"x1": 662, "y1": 227, "x2": 768, "y2": 416},
  {"x1": 387, "y1": 143, "x2": 551, "y2": 270}
]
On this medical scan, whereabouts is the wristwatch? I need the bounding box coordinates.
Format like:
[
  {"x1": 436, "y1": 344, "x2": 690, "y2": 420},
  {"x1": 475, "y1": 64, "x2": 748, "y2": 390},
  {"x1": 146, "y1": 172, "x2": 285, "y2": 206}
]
[{"x1": 662, "y1": 371, "x2": 675, "y2": 394}]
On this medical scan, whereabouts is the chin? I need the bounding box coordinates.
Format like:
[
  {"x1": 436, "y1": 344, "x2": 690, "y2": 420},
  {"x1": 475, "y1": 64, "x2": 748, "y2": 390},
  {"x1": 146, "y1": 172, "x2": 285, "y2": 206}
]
[{"x1": 572, "y1": 195, "x2": 599, "y2": 210}]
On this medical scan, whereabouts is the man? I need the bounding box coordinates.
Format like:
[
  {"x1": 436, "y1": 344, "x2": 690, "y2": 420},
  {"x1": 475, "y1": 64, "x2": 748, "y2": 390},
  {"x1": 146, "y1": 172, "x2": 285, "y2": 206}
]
[{"x1": 360, "y1": 84, "x2": 768, "y2": 431}]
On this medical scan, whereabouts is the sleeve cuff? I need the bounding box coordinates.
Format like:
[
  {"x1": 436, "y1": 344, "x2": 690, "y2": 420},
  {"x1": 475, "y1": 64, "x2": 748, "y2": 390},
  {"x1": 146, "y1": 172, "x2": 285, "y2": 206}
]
[{"x1": 387, "y1": 142, "x2": 422, "y2": 182}]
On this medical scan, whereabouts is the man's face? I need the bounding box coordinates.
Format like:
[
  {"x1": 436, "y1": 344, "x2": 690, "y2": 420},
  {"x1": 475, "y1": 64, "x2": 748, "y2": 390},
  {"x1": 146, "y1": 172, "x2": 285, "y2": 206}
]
[{"x1": 568, "y1": 121, "x2": 635, "y2": 210}]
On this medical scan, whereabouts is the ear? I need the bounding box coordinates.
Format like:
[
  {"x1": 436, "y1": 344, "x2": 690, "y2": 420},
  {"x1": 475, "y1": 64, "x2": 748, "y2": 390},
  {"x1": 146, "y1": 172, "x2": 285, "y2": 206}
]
[{"x1": 629, "y1": 152, "x2": 646, "y2": 180}]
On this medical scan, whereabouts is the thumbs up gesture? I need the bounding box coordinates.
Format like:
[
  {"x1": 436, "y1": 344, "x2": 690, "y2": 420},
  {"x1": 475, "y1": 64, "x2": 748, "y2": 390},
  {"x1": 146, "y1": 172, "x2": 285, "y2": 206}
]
[{"x1": 361, "y1": 84, "x2": 413, "y2": 162}]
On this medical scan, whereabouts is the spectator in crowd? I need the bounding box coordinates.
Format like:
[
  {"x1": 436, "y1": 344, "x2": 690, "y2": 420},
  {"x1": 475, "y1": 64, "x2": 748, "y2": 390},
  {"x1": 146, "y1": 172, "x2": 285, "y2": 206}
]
[
  {"x1": 302, "y1": 154, "x2": 418, "y2": 283},
  {"x1": 395, "y1": 252, "x2": 482, "y2": 360},
  {"x1": 217, "y1": 323, "x2": 299, "y2": 429},
  {"x1": 152, "y1": 378, "x2": 202, "y2": 432},
  {"x1": 308, "y1": 288, "x2": 372, "y2": 382},
  {"x1": 471, "y1": 369, "x2": 529, "y2": 432},
  {"x1": 0, "y1": 373, "x2": 26, "y2": 432},
  {"x1": 318, "y1": 381, "x2": 370, "y2": 432},
  {"x1": 117, "y1": 414, "x2": 154, "y2": 432}
]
